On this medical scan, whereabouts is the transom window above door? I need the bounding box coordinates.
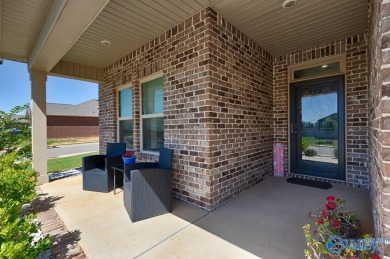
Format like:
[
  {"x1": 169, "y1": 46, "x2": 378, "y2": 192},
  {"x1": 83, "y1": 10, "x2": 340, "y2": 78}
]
[{"x1": 289, "y1": 55, "x2": 346, "y2": 82}]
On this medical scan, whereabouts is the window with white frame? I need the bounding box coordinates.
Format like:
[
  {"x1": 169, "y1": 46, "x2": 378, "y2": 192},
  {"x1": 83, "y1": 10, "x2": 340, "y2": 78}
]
[
  {"x1": 118, "y1": 87, "x2": 133, "y2": 149},
  {"x1": 141, "y1": 77, "x2": 164, "y2": 152}
]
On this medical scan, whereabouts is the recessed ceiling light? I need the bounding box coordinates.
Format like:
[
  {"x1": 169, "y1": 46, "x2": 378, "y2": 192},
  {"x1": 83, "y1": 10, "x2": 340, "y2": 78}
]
[
  {"x1": 282, "y1": 0, "x2": 297, "y2": 8},
  {"x1": 321, "y1": 64, "x2": 328, "y2": 68},
  {"x1": 100, "y1": 40, "x2": 111, "y2": 46}
]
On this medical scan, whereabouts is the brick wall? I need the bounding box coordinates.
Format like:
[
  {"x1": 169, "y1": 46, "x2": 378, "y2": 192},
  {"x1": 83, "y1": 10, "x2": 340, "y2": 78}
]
[
  {"x1": 206, "y1": 9, "x2": 274, "y2": 207},
  {"x1": 47, "y1": 126, "x2": 98, "y2": 139},
  {"x1": 368, "y1": 0, "x2": 390, "y2": 256},
  {"x1": 273, "y1": 34, "x2": 369, "y2": 188},
  {"x1": 100, "y1": 8, "x2": 212, "y2": 209},
  {"x1": 47, "y1": 116, "x2": 99, "y2": 138},
  {"x1": 47, "y1": 116, "x2": 98, "y2": 126},
  {"x1": 99, "y1": 7, "x2": 273, "y2": 210}
]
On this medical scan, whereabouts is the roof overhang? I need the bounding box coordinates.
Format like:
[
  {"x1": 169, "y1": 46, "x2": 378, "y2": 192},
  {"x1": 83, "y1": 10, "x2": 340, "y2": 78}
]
[{"x1": 0, "y1": 0, "x2": 368, "y2": 79}]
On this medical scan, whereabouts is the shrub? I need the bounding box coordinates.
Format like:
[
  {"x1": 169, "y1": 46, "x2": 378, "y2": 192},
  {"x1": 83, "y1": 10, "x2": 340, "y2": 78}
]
[
  {"x1": 302, "y1": 138, "x2": 310, "y2": 151},
  {"x1": 0, "y1": 200, "x2": 50, "y2": 258},
  {"x1": 304, "y1": 149, "x2": 318, "y2": 157},
  {"x1": 333, "y1": 148, "x2": 338, "y2": 158},
  {"x1": 0, "y1": 152, "x2": 50, "y2": 258},
  {"x1": 0, "y1": 105, "x2": 51, "y2": 258}
]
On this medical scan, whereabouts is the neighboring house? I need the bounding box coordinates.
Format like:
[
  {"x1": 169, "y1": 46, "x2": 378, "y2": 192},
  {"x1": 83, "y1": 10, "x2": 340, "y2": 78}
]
[
  {"x1": 1, "y1": 1, "x2": 390, "y2": 256},
  {"x1": 46, "y1": 99, "x2": 99, "y2": 139},
  {"x1": 26, "y1": 100, "x2": 99, "y2": 139},
  {"x1": 302, "y1": 113, "x2": 338, "y2": 140}
]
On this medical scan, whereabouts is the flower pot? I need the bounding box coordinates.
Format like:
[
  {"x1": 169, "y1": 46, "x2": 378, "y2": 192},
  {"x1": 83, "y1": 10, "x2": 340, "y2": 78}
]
[{"x1": 122, "y1": 157, "x2": 136, "y2": 164}]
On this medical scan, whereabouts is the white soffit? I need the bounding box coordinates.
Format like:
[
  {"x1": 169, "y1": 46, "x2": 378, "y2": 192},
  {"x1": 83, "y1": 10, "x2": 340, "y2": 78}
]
[
  {"x1": 28, "y1": 0, "x2": 110, "y2": 71},
  {"x1": 62, "y1": 0, "x2": 213, "y2": 68},
  {"x1": 0, "y1": 0, "x2": 51, "y2": 62},
  {"x1": 0, "y1": 0, "x2": 369, "y2": 68},
  {"x1": 212, "y1": 0, "x2": 368, "y2": 56}
]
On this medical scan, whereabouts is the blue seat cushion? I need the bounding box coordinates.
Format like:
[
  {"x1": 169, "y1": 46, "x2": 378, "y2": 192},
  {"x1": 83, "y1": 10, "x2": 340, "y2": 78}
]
[{"x1": 158, "y1": 148, "x2": 173, "y2": 169}]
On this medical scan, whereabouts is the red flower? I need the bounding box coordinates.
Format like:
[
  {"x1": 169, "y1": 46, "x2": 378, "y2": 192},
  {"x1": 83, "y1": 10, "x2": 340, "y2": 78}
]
[
  {"x1": 320, "y1": 210, "x2": 328, "y2": 218},
  {"x1": 371, "y1": 254, "x2": 381, "y2": 259},
  {"x1": 313, "y1": 230, "x2": 318, "y2": 235},
  {"x1": 326, "y1": 201, "x2": 335, "y2": 210},
  {"x1": 326, "y1": 196, "x2": 335, "y2": 201},
  {"x1": 316, "y1": 218, "x2": 324, "y2": 225},
  {"x1": 123, "y1": 150, "x2": 135, "y2": 157},
  {"x1": 332, "y1": 219, "x2": 340, "y2": 228}
]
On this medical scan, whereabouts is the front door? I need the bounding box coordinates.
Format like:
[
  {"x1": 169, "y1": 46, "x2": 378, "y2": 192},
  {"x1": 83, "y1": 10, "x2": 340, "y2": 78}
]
[{"x1": 290, "y1": 75, "x2": 345, "y2": 180}]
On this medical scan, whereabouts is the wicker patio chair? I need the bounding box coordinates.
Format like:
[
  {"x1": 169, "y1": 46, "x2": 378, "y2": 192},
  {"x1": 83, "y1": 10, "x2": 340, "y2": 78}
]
[
  {"x1": 82, "y1": 143, "x2": 126, "y2": 193},
  {"x1": 123, "y1": 147, "x2": 173, "y2": 222}
]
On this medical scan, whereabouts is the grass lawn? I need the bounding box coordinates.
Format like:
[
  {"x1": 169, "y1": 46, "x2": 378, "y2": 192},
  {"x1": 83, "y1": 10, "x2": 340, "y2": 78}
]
[
  {"x1": 302, "y1": 137, "x2": 338, "y2": 147},
  {"x1": 48, "y1": 152, "x2": 98, "y2": 173},
  {"x1": 47, "y1": 137, "x2": 99, "y2": 146}
]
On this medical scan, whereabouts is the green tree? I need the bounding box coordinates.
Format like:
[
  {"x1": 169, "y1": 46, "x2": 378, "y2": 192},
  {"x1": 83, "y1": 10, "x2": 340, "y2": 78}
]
[{"x1": 0, "y1": 104, "x2": 31, "y2": 158}]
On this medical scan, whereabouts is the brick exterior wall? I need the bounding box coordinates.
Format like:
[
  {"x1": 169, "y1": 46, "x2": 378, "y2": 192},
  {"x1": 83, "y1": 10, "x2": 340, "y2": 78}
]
[
  {"x1": 99, "y1": 7, "x2": 273, "y2": 210},
  {"x1": 206, "y1": 9, "x2": 273, "y2": 207},
  {"x1": 98, "y1": 5, "x2": 381, "y2": 214},
  {"x1": 368, "y1": 0, "x2": 390, "y2": 257},
  {"x1": 47, "y1": 116, "x2": 99, "y2": 138},
  {"x1": 273, "y1": 34, "x2": 369, "y2": 188}
]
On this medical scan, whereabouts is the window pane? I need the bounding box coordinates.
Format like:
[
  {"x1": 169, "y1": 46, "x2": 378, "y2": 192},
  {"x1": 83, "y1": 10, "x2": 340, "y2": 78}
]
[
  {"x1": 142, "y1": 77, "x2": 163, "y2": 115},
  {"x1": 119, "y1": 119, "x2": 133, "y2": 149},
  {"x1": 294, "y1": 62, "x2": 340, "y2": 80},
  {"x1": 119, "y1": 88, "x2": 132, "y2": 117},
  {"x1": 142, "y1": 117, "x2": 164, "y2": 151}
]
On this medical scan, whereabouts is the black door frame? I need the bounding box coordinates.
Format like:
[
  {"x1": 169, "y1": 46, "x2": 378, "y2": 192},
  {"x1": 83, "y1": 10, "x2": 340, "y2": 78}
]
[{"x1": 289, "y1": 75, "x2": 346, "y2": 180}]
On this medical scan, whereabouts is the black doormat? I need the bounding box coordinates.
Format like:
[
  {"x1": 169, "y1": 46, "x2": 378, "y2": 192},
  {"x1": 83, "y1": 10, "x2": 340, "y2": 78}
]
[{"x1": 287, "y1": 177, "x2": 333, "y2": 190}]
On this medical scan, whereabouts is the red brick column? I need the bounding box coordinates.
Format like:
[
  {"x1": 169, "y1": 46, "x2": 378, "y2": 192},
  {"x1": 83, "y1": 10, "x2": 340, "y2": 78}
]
[{"x1": 368, "y1": 0, "x2": 390, "y2": 256}]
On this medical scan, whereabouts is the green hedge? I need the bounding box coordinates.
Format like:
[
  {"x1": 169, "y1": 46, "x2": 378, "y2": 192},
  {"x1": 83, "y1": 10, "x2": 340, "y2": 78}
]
[{"x1": 0, "y1": 105, "x2": 51, "y2": 258}]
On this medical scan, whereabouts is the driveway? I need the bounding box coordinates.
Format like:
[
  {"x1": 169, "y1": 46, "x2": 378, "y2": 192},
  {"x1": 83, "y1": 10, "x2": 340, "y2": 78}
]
[{"x1": 48, "y1": 143, "x2": 99, "y2": 158}]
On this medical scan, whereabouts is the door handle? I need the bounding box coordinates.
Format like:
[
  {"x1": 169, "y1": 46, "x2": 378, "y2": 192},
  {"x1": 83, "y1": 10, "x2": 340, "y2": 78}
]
[{"x1": 291, "y1": 123, "x2": 297, "y2": 134}]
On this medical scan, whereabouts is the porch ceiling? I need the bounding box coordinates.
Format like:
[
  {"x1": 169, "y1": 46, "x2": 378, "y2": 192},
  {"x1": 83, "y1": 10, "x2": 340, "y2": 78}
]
[
  {"x1": 0, "y1": 0, "x2": 51, "y2": 62},
  {"x1": 214, "y1": 0, "x2": 368, "y2": 56},
  {"x1": 61, "y1": 0, "x2": 212, "y2": 68},
  {"x1": 0, "y1": 0, "x2": 368, "y2": 70}
]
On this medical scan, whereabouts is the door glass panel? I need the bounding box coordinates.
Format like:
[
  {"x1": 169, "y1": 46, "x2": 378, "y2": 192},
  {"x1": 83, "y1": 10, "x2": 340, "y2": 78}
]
[{"x1": 299, "y1": 86, "x2": 338, "y2": 165}]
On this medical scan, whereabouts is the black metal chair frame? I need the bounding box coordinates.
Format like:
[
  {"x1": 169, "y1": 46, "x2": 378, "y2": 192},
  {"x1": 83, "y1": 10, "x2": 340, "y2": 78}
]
[{"x1": 82, "y1": 143, "x2": 126, "y2": 193}]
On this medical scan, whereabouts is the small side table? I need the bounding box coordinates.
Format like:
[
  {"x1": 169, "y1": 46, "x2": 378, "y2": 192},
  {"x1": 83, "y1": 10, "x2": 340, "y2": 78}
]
[{"x1": 112, "y1": 165, "x2": 124, "y2": 195}]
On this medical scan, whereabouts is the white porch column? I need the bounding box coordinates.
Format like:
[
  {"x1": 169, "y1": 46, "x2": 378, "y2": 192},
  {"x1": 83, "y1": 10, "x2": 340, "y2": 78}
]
[{"x1": 30, "y1": 70, "x2": 48, "y2": 185}]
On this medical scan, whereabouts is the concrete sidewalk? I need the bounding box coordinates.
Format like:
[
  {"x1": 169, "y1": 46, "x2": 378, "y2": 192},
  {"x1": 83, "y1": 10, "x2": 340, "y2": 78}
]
[{"x1": 39, "y1": 175, "x2": 373, "y2": 259}]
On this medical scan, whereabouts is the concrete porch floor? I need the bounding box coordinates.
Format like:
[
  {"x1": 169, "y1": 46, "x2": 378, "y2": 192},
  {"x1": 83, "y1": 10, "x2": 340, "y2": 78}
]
[{"x1": 40, "y1": 175, "x2": 373, "y2": 259}]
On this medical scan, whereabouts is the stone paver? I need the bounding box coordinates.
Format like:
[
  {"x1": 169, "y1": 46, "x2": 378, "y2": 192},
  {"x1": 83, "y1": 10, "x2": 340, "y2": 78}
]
[{"x1": 34, "y1": 187, "x2": 86, "y2": 259}]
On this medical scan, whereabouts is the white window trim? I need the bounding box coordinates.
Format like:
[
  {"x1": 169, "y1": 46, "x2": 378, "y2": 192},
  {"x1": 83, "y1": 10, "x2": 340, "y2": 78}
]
[
  {"x1": 117, "y1": 84, "x2": 133, "y2": 146},
  {"x1": 140, "y1": 72, "x2": 164, "y2": 154}
]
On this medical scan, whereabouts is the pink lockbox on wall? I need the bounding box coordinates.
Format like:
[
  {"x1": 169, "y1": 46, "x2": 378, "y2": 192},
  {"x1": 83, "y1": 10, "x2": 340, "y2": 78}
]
[{"x1": 273, "y1": 143, "x2": 284, "y2": 177}]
